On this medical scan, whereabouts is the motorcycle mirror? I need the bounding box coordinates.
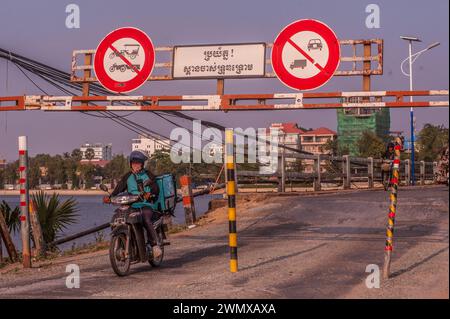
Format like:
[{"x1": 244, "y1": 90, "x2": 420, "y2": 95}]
[{"x1": 99, "y1": 184, "x2": 109, "y2": 192}]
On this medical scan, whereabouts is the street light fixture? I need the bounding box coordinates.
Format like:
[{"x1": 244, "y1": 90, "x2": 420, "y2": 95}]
[
  {"x1": 400, "y1": 36, "x2": 421, "y2": 42},
  {"x1": 426, "y1": 42, "x2": 441, "y2": 50},
  {"x1": 400, "y1": 36, "x2": 440, "y2": 185}
]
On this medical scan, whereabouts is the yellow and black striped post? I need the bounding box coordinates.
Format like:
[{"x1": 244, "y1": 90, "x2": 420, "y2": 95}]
[
  {"x1": 383, "y1": 137, "x2": 402, "y2": 279},
  {"x1": 225, "y1": 128, "x2": 238, "y2": 272}
]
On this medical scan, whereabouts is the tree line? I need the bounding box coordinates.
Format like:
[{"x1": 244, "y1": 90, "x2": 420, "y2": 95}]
[
  {"x1": 1, "y1": 123, "x2": 447, "y2": 189},
  {"x1": 0, "y1": 148, "x2": 130, "y2": 189},
  {"x1": 0, "y1": 148, "x2": 236, "y2": 189},
  {"x1": 321, "y1": 123, "x2": 449, "y2": 160}
]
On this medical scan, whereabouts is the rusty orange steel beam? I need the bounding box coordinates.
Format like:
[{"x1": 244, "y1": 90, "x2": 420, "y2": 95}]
[
  {"x1": 0, "y1": 96, "x2": 26, "y2": 111},
  {"x1": 0, "y1": 90, "x2": 447, "y2": 112}
]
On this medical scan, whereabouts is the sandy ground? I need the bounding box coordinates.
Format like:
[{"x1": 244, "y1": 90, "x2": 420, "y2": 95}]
[{"x1": 0, "y1": 185, "x2": 448, "y2": 299}]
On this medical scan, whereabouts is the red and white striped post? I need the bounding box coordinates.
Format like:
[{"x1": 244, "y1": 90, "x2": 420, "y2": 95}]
[
  {"x1": 18, "y1": 136, "x2": 31, "y2": 268},
  {"x1": 179, "y1": 175, "x2": 196, "y2": 226}
]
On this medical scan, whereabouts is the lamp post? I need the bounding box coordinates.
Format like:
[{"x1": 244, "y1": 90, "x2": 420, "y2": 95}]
[{"x1": 400, "y1": 37, "x2": 440, "y2": 185}]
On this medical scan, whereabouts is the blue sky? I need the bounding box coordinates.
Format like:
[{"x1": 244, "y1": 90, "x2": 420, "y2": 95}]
[{"x1": 0, "y1": 0, "x2": 448, "y2": 160}]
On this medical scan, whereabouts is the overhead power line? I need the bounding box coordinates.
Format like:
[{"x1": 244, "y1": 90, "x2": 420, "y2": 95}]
[{"x1": 0, "y1": 47, "x2": 315, "y2": 157}]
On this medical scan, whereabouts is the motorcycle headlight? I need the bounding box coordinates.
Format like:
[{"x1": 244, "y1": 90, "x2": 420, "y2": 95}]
[{"x1": 111, "y1": 195, "x2": 140, "y2": 205}]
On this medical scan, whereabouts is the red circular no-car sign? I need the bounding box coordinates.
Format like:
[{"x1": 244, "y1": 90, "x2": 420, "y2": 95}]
[
  {"x1": 271, "y1": 19, "x2": 340, "y2": 91},
  {"x1": 94, "y1": 27, "x2": 155, "y2": 93}
]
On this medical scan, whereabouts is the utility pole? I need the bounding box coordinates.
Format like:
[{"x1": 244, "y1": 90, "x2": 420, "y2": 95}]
[
  {"x1": 408, "y1": 39, "x2": 416, "y2": 186},
  {"x1": 400, "y1": 37, "x2": 440, "y2": 185}
]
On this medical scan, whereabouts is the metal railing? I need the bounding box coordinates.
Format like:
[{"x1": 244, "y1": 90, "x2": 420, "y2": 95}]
[{"x1": 237, "y1": 153, "x2": 438, "y2": 192}]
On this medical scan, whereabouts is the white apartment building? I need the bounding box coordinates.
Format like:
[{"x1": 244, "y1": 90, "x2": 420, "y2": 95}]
[
  {"x1": 131, "y1": 135, "x2": 171, "y2": 157},
  {"x1": 80, "y1": 143, "x2": 112, "y2": 161},
  {"x1": 300, "y1": 127, "x2": 337, "y2": 173},
  {"x1": 266, "y1": 123, "x2": 304, "y2": 169},
  {"x1": 265, "y1": 123, "x2": 337, "y2": 173}
]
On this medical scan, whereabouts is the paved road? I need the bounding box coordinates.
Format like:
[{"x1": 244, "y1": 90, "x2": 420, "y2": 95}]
[{"x1": 0, "y1": 186, "x2": 448, "y2": 298}]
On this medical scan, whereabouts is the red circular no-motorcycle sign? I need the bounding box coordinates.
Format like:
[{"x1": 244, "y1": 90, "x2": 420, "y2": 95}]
[
  {"x1": 94, "y1": 27, "x2": 155, "y2": 93},
  {"x1": 271, "y1": 19, "x2": 340, "y2": 91}
]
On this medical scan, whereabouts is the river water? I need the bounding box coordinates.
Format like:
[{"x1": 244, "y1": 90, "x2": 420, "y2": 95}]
[{"x1": 0, "y1": 193, "x2": 222, "y2": 252}]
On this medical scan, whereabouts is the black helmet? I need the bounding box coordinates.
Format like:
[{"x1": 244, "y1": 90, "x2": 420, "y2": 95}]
[{"x1": 129, "y1": 150, "x2": 148, "y2": 166}]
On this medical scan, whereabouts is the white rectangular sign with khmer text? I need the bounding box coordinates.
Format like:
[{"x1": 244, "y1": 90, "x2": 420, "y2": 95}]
[{"x1": 172, "y1": 43, "x2": 266, "y2": 79}]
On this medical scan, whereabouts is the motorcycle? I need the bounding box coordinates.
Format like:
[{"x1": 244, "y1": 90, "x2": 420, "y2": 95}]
[{"x1": 100, "y1": 182, "x2": 168, "y2": 276}]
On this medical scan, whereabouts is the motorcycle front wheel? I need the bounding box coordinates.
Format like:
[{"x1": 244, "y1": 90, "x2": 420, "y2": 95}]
[{"x1": 110, "y1": 233, "x2": 131, "y2": 276}]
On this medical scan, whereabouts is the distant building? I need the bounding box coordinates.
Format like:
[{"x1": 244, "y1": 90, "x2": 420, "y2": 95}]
[
  {"x1": 402, "y1": 138, "x2": 419, "y2": 154},
  {"x1": 300, "y1": 127, "x2": 337, "y2": 155},
  {"x1": 300, "y1": 127, "x2": 337, "y2": 173},
  {"x1": 80, "y1": 142, "x2": 112, "y2": 161},
  {"x1": 0, "y1": 158, "x2": 6, "y2": 170},
  {"x1": 268, "y1": 123, "x2": 304, "y2": 150},
  {"x1": 266, "y1": 123, "x2": 337, "y2": 173},
  {"x1": 337, "y1": 98, "x2": 390, "y2": 155},
  {"x1": 131, "y1": 135, "x2": 171, "y2": 157},
  {"x1": 266, "y1": 123, "x2": 304, "y2": 170},
  {"x1": 39, "y1": 166, "x2": 48, "y2": 177}
]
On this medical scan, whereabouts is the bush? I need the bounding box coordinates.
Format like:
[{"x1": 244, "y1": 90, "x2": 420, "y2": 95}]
[{"x1": 31, "y1": 191, "x2": 79, "y2": 244}]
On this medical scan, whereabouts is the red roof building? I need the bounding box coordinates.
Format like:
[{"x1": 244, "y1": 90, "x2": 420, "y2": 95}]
[
  {"x1": 267, "y1": 122, "x2": 306, "y2": 134},
  {"x1": 266, "y1": 123, "x2": 337, "y2": 172},
  {"x1": 300, "y1": 127, "x2": 337, "y2": 156}
]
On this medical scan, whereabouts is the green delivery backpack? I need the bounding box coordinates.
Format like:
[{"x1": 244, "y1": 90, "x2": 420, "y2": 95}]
[{"x1": 150, "y1": 174, "x2": 177, "y2": 214}]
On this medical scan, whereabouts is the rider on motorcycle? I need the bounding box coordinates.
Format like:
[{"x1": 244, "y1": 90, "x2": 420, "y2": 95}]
[
  {"x1": 104, "y1": 150, "x2": 163, "y2": 258},
  {"x1": 381, "y1": 142, "x2": 396, "y2": 190}
]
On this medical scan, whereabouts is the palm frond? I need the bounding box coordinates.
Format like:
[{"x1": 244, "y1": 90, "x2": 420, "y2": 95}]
[
  {"x1": 31, "y1": 190, "x2": 79, "y2": 243},
  {"x1": 0, "y1": 200, "x2": 20, "y2": 234}
]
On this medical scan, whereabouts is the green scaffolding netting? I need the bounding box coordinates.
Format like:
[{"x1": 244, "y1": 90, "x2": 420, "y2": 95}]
[{"x1": 337, "y1": 108, "x2": 391, "y2": 156}]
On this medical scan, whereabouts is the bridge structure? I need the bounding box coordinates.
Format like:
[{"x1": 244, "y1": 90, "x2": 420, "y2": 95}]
[{"x1": 0, "y1": 36, "x2": 448, "y2": 278}]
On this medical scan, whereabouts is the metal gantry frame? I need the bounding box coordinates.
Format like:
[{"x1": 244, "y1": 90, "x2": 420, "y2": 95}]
[
  {"x1": 0, "y1": 90, "x2": 448, "y2": 112},
  {"x1": 0, "y1": 37, "x2": 446, "y2": 113},
  {"x1": 70, "y1": 39, "x2": 384, "y2": 83}
]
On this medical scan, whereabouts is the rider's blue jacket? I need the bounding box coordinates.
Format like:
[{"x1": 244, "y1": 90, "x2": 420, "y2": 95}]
[{"x1": 111, "y1": 169, "x2": 159, "y2": 209}]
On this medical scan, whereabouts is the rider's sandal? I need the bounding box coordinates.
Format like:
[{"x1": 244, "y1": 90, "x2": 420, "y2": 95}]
[{"x1": 152, "y1": 245, "x2": 163, "y2": 258}]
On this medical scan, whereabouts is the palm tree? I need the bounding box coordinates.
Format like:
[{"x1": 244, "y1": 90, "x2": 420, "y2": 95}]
[
  {"x1": 31, "y1": 191, "x2": 79, "y2": 244},
  {"x1": 71, "y1": 148, "x2": 82, "y2": 162},
  {"x1": 0, "y1": 201, "x2": 20, "y2": 234},
  {"x1": 85, "y1": 148, "x2": 95, "y2": 162}
]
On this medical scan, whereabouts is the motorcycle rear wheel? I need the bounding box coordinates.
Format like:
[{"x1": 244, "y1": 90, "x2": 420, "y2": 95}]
[{"x1": 110, "y1": 234, "x2": 131, "y2": 276}]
